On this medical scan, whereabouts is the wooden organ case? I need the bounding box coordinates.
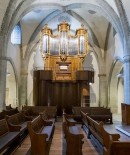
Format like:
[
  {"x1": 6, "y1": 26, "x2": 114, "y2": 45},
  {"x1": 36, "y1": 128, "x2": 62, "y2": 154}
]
[{"x1": 33, "y1": 21, "x2": 94, "y2": 115}]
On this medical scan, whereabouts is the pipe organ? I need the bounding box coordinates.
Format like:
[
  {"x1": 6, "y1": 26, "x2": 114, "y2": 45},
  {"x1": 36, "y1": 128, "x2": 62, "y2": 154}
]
[{"x1": 33, "y1": 21, "x2": 94, "y2": 115}]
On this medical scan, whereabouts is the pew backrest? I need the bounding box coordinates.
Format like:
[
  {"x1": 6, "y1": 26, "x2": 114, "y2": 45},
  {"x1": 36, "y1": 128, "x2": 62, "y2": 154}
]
[
  {"x1": 0, "y1": 119, "x2": 9, "y2": 136},
  {"x1": 27, "y1": 115, "x2": 54, "y2": 155},
  {"x1": 86, "y1": 115, "x2": 104, "y2": 145}
]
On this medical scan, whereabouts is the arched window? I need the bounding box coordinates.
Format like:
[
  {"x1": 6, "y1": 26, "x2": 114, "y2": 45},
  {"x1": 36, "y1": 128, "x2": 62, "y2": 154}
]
[{"x1": 11, "y1": 24, "x2": 21, "y2": 45}]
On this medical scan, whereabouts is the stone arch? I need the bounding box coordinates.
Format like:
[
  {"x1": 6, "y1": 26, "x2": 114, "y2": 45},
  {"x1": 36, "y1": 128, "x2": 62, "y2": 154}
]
[
  {"x1": 108, "y1": 57, "x2": 123, "y2": 113},
  {"x1": 1, "y1": 57, "x2": 19, "y2": 107}
]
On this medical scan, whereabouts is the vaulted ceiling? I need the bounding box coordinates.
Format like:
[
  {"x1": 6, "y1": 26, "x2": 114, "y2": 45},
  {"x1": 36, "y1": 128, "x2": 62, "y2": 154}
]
[{"x1": 0, "y1": 0, "x2": 130, "y2": 57}]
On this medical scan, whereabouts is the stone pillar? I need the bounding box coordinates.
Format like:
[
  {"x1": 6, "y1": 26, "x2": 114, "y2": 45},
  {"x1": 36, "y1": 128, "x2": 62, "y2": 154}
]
[
  {"x1": 98, "y1": 74, "x2": 107, "y2": 107},
  {"x1": 123, "y1": 55, "x2": 130, "y2": 104},
  {"x1": 0, "y1": 58, "x2": 7, "y2": 111},
  {"x1": 0, "y1": 35, "x2": 7, "y2": 111},
  {"x1": 19, "y1": 59, "x2": 28, "y2": 109}
]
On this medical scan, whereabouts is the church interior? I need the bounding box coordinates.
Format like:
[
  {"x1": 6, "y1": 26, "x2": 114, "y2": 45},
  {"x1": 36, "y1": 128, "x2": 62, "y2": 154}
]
[{"x1": 1, "y1": 0, "x2": 130, "y2": 155}]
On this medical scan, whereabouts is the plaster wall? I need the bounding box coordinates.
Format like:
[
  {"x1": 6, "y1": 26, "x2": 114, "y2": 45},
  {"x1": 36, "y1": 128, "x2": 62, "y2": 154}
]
[
  {"x1": 27, "y1": 52, "x2": 34, "y2": 105},
  {"x1": 7, "y1": 38, "x2": 21, "y2": 81},
  {"x1": 0, "y1": 0, "x2": 9, "y2": 29},
  {"x1": 83, "y1": 52, "x2": 99, "y2": 106},
  {"x1": 106, "y1": 27, "x2": 115, "y2": 78},
  {"x1": 105, "y1": 0, "x2": 119, "y2": 16},
  {"x1": 6, "y1": 62, "x2": 17, "y2": 108},
  {"x1": 122, "y1": 0, "x2": 130, "y2": 26},
  {"x1": 106, "y1": 27, "x2": 123, "y2": 113},
  {"x1": 21, "y1": 19, "x2": 39, "y2": 56}
]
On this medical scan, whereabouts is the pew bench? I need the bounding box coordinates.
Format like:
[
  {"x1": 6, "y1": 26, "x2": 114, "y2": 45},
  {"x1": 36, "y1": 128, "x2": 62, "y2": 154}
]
[
  {"x1": 6, "y1": 104, "x2": 13, "y2": 110},
  {"x1": 102, "y1": 125, "x2": 130, "y2": 155},
  {"x1": 6, "y1": 112, "x2": 32, "y2": 142},
  {"x1": 3, "y1": 108, "x2": 19, "y2": 116},
  {"x1": 0, "y1": 119, "x2": 20, "y2": 154},
  {"x1": 87, "y1": 115, "x2": 104, "y2": 144},
  {"x1": 40, "y1": 110, "x2": 56, "y2": 124},
  {"x1": 27, "y1": 115, "x2": 55, "y2": 155},
  {"x1": 63, "y1": 112, "x2": 77, "y2": 125},
  {"x1": 22, "y1": 106, "x2": 57, "y2": 119},
  {"x1": 63, "y1": 122, "x2": 84, "y2": 155},
  {"x1": 90, "y1": 108, "x2": 113, "y2": 124},
  {"x1": 84, "y1": 115, "x2": 119, "y2": 154},
  {"x1": 0, "y1": 108, "x2": 19, "y2": 120},
  {"x1": 0, "y1": 111, "x2": 5, "y2": 120},
  {"x1": 73, "y1": 106, "x2": 113, "y2": 124}
]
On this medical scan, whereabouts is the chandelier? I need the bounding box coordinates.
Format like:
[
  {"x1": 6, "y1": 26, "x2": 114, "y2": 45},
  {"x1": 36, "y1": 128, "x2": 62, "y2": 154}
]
[{"x1": 40, "y1": 20, "x2": 88, "y2": 61}]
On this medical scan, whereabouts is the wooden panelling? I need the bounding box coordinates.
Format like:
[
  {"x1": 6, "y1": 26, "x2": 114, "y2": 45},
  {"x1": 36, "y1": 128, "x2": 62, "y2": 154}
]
[
  {"x1": 33, "y1": 70, "x2": 93, "y2": 115},
  {"x1": 121, "y1": 103, "x2": 130, "y2": 125},
  {"x1": 76, "y1": 70, "x2": 94, "y2": 82}
]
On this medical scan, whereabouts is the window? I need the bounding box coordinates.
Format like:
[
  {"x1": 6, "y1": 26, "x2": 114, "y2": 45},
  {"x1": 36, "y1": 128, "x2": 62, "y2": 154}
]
[{"x1": 11, "y1": 24, "x2": 21, "y2": 45}]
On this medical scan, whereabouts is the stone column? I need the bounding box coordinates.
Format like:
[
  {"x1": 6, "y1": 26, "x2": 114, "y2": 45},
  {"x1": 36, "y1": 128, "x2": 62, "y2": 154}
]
[
  {"x1": 123, "y1": 55, "x2": 130, "y2": 104},
  {"x1": 98, "y1": 74, "x2": 107, "y2": 107},
  {"x1": 19, "y1": 60, "x2": 28, "y2": 109},
  {"x1": 0, "y1": 35, "x2": 7, "y2": 111},
  {"x1": 0, "y1": 58, "x2": 7, "y2": 111}
]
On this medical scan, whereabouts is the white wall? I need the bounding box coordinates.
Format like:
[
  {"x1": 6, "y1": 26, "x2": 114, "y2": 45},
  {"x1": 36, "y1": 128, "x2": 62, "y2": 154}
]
[
  {"x1": 6, "y1": 62, "x2": 17, "y2": 108},
  {"x1": 6, "y1": 38, "x2": 21, "y2": 107},
  {"x1": 27, "y1": 52, "x2": 35, "y2": 105},
  {"x1": 7, "y1": 38, "x2": 21, "y2": 81},
  {"x1": 83, "y1": 52, "x2": 99, "y2": 106},
  {"x1": 106, "y1": 26, "x2": 124, "y2": 113}
]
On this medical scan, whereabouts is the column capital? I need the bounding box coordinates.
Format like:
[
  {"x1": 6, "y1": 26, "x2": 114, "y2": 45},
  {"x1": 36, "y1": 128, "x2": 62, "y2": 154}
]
[
  {"x1": 21, "y1": 69, "x2": 28, "y2": 75},
  {"x1": 98, "y1": 74, "x2": 106, "y2": 77},
  {"x1": 123, "y1": 55, "x2": 130, "y2": 63},
  {"x1": 0, "y1": 56, "x2": 8, "y2": 60}
]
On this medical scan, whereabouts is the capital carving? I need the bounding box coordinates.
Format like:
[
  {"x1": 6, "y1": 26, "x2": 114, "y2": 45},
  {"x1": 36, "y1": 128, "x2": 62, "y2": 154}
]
[
  {"x1": 98, "y1": 74, "x2": 106, "y2": 77},
  {"x1": 123, "y1": 55, "x2": 130, "y2": 63}
]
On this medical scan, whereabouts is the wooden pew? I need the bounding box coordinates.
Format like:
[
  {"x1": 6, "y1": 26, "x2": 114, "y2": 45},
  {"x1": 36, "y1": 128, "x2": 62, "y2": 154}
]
[
  {"x1": 0, "y1": 119, "x2": 20, "y2": 154},
  {"x1": 80, "y1": 112, "x2": 130, "y2": 155},
  {"x1": 6, "y1": 112, "x2": 32, "y2": 142},
  {"x1": 0, "y1": 111, "x2": 5, "y2": 120},
  {"x1": 3, "y1": 108, "x2": 19, "y2": 116},
  {"x1": 6, "y1": 104, "x2": 13, "y2": 110},
  {"x1": 0, "y1": 108, "x2": 19, "y2": 120},
  {"x1": 63, "y1": 121, "x2": 84, "y2": 155},
  {"x1": 86, "y1": 114, "x2": 104, "y2": 147},
  {"x1": 27, "y1": 115, "x2": 55, "y2": 155},
  {"x1": 22, "y1": 106, "x2": 57, "y2": 119},
  {"x1": 73, "y1": 106, "x2": 113, "y2": 124},
  {"x1": 63, "y1": 111, "x2": 77, "y2": 125},
  {"x1": 40, "y1": 110, "x2": 56, "y2": 124},
  {"x1": 102, "y1": 126, "x2": 130, "y2": 155},
  {"x1": 90, "y1": 108, "x2": 113, "y2": 124}
]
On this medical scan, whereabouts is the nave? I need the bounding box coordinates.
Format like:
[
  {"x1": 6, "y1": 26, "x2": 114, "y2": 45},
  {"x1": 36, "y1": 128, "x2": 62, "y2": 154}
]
[{"x1": 13, "y1": 116, "x2": 130, "y2": 155}]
